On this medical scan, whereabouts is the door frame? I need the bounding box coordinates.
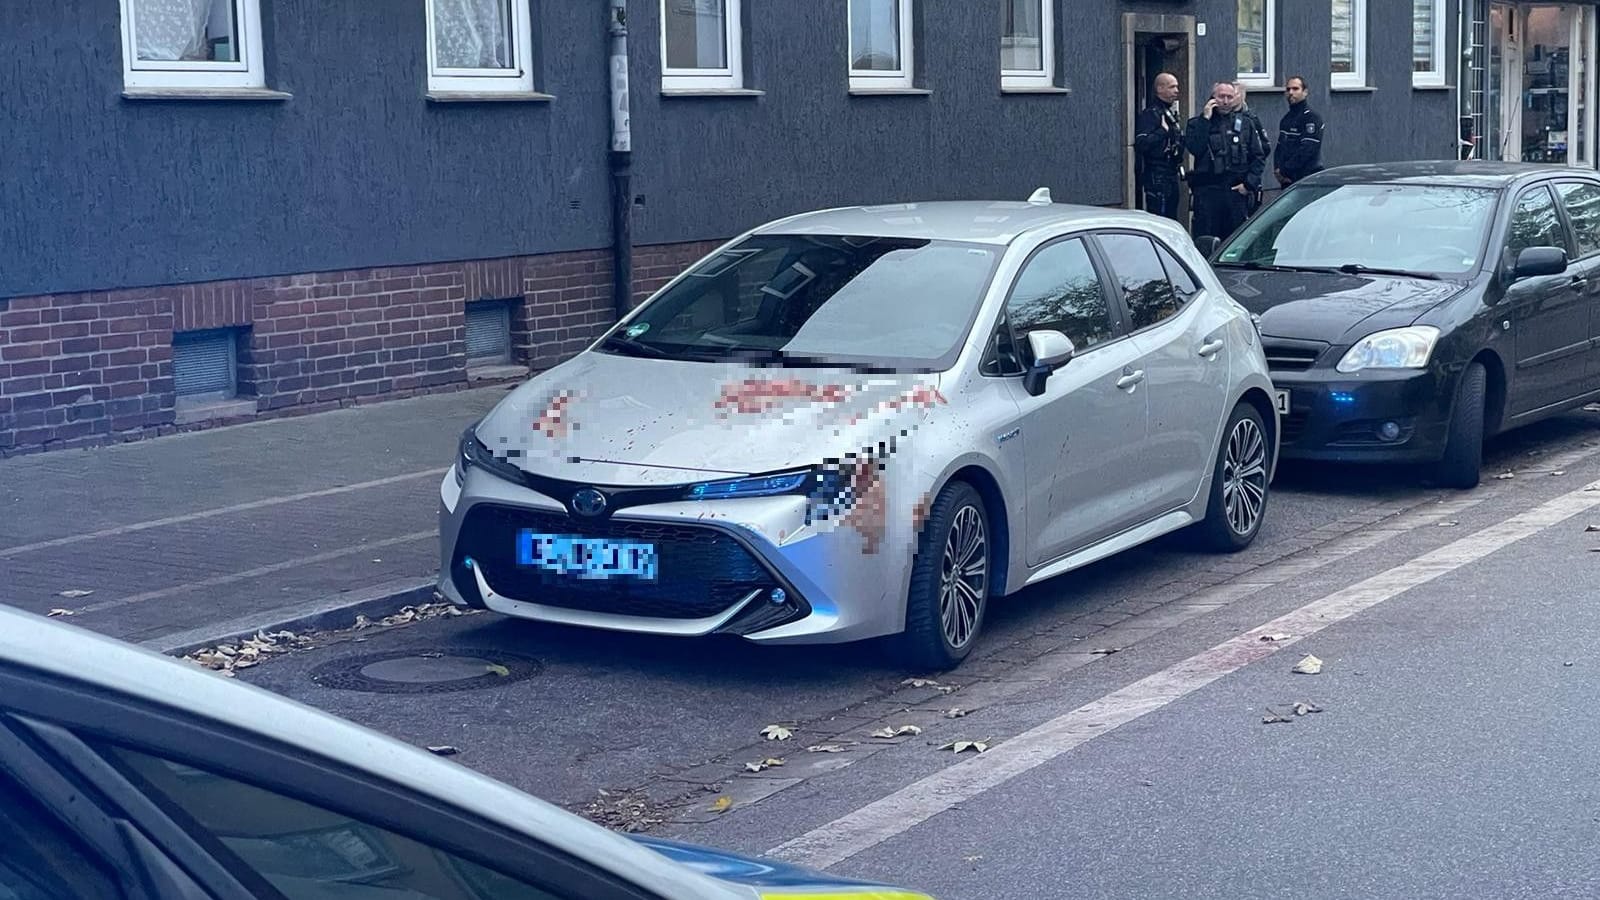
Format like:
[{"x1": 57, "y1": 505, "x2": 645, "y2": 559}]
[{"x1": 1122, "y1": 13, "x2": 1197, "y2": 211}]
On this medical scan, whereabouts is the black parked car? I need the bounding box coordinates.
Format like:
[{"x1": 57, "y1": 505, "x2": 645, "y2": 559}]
[{"x1": 1198, "y1": 160, "x2": 1600, "y2": 488}]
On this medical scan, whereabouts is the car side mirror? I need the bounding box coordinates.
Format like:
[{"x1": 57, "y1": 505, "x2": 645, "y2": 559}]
[
  {"x1": 1512, "y1": 246, "x2": 1567, "y2": 280},
  {"x1": 1194, "y1": 235, "x2": 1222, "y2": 259},
  {"x1": 1022, "y1": 330, "x2": 1075, "y2": 396}
]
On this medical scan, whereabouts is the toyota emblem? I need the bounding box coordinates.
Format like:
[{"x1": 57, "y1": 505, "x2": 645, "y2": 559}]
[{"x1": 571, "y1": 488, "x2": 608, "y2": 517}]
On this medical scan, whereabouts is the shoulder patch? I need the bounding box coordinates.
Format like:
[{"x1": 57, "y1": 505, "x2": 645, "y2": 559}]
[{"x1": 1307, "y1": 122, "x2": 1316, "y2": 134}]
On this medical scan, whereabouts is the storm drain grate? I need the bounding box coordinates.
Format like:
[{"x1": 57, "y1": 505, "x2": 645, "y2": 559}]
[{"x1": 308, "y1": 647, "x2": 542, "y2": 694}]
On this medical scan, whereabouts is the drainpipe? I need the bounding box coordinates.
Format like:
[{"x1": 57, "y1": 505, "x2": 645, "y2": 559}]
[{"x1": 608, "y1": 0, "x2": 633, "y2": 321}]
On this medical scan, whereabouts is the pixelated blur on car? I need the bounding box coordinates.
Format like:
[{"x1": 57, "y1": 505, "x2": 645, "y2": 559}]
[{"x1": 439, "y1": 191, "x2": 1279, "y2": 669}]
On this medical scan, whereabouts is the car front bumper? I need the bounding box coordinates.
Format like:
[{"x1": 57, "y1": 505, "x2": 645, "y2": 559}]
[
  {"x1": 436, "y1": 466, "x2": 913, "y2": 645},
  {"x1": 1272, "y1": 365, "x2": 1455, "y2": 463}
]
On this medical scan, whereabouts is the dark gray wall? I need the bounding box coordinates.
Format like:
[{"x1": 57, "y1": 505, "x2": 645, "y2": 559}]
[
  {"x1": 0, "y1": 0, "x2": 611, "y2": 299},
  {"x1": 0, "y1": 0, "x2": 1463, "y2": 301}
]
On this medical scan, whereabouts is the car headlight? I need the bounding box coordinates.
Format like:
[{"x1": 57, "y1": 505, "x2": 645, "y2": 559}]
[
  {"x1": 457, "y1": 425, "x2": 526, "y2": 486},
  {"x1": 1335, "y1": 325, "x2": 1441, "y2": 374},
  {"x1": 683, "y1": 466, "x2": 859, "y2": 524}
]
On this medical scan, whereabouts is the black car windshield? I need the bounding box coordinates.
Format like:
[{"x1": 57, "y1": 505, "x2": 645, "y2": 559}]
[
  {"x1": 597, "y1": 234, "x2": 1001, "y2": 368},
  {"x1": 1215, "y1": 183, "x2": 1499, "y2": 276}
]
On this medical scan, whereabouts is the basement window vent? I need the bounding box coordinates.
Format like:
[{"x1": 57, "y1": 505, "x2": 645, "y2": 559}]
[
  {"x1": 173, "y1": 329, "x2": 237, "y2": 400},
  {"x1": 465, "y1": 300, "x2": 513, "y2": 364}
]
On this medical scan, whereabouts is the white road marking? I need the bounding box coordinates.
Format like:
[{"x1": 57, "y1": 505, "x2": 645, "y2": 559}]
[
  {"x1": 769, "y1": 476, "x2": 1600, "y2": 870},
  {"x1": 0, "y1": 469, "x2": 446, "y2": 558},
  {"x1": 72, "y1": 531, "x2": 436, "y2": 615}
]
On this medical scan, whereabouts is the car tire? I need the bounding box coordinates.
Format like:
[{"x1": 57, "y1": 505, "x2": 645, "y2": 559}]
[
  {"x1": 1195, "y1": 401, "x2": 1271, "y2": 553},
  {"x1": 1433, "y1": 362, "x2": 1486, "y2": 491},
  {"x1": 895, "y1": 480, "x2": 989, "y2": 671}
]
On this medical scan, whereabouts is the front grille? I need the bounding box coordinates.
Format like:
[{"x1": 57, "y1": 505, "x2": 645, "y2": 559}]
[
  {"x1": 1262, "y1": 338, "x2": 1328, "y2": 372},
  {"x1": 1280, "y1": 412, "x2": 1309, "y2": 445},
  {"x1": 451, "y1": 504, "x2": 780, "y2": 620}
]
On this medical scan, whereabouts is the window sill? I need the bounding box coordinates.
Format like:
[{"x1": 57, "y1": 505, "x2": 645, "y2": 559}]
[
  {"x1": 1331, "y1": 85, "x2": 1377, "y2": 93},
  {"x1": 468, "y1": 363, "x2": 530, "y2": 383},
  {"x1": 660, "y1": 88, "x2": 765, "y2": 98},
  {"x1": 1239, "y1": 84, "x2": 1283, "y2": 93},
  {"x1": 174, "y1": 396, "x2": 257, "y2": 426},
  {"x1": 848, "y1": 87, "x2": 932, "y2": 96},
  {"x1": 122, "y1": 87, "x2": 291, "y2": 101},
  {"x1": 1412, "y1": 82, "x2": 1453, "y2": 91},
  {"x1": 427, "y1": 90, "x2": 555, "y2": 103},
  {"x1": 1002, "y1": 85, "x2": 1071, "y2": 95}
]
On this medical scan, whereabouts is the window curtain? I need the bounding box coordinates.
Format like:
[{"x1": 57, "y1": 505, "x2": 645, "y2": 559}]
[
  {"x1": 852, "y1": 0, "x2": 902, "y2": 71},
  {"x1": 434, "y1": 0, "x2": 512, "y2": 70},
  {"x1": 132, "y1": 0, "x2": 213, "y2": 61}
]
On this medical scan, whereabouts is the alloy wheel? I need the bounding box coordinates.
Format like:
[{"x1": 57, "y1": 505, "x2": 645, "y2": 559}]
[
  {"x1": 1222, "y1": 417, "x2": 1268, "y2": 536},
  {"x1": 939, "y1": 505, "x2": 987, "y2": 651}
]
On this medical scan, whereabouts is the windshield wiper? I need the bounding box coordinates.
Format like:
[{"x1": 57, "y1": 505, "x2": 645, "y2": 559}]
[
  {"x1": 1335, "y1": 263, "x2": 1441, "y2": 280},
  {"x1": 599, "y1": 333, "x2": 670, "y2": 359},
  {"x1": 1214, "y1": 261, "x2": 1337, "y2": 273}
]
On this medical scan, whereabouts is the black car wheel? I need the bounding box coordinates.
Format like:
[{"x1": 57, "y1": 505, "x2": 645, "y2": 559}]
[
  {"x1": 896, "y1": 480, "x2": 989, "y2": 671},
  {"x1": 1433, "y1": 361, "x2": 1486, "y2": 490},
  {"x1": 1195, "y1": 401, "x2": 1271, "y2": 552}
]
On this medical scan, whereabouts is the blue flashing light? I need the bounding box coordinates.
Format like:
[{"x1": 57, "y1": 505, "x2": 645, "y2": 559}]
[
  {"x1": 686, "y1": 471, "x2": 811, "y2": 501},
  {"x1": 1330, "y1": 391, "x2": 1357, "y2": 405}
]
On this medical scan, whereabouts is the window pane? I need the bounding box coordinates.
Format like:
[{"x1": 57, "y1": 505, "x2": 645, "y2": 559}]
[
  {"x1": 434, "y1": 0, "x2": 514, "y2": 70},
  {"x1": 1097, "y1": 234, "x2": 1182, "y2": 331},
  {"x1": 1332, "y1": 0, "x2": 1356, "y2": 73},
  {"x1": 133, "y1": 0, "x2": 240, "y2": 63},
  {"x1": 1508, "y1": 188, "x2": 1567, "y2": 257},
  {"x1": 851, "y1": 0, "x2": 903, "y2": 72},
  {"x1": 665, "y1": 0, "x2": 728, "y2": 70},
  {"x1": 1156, "y1": 243, "x2": 1200, "y2": 298},
  {"x1": 1002, "y1": 0, "x2": 1044, "y2": 72},
  {"x1": 1006, "y1": 239, "x2": 1114, "y2": 351},
  {"x1": 106, "y1": 746, "x2": 565, "y2": 900},
  {"x1": 1413, "y1": 0, "x2": 1435, "y2": 73},
  {"x1": 0, "y1": 775, "x2": 122, "y2": 900},
  {"x1": 1237, "y1": 0, "x2": 1268, "y2": 77},
  {"x1": 1558, "y1": 183, "x2": 1600, "y2": 256}
]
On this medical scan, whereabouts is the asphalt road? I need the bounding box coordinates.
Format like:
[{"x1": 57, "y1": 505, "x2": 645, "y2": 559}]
[{"x1": 219, "y1": 411, "x2": 1600, "y2": 898}]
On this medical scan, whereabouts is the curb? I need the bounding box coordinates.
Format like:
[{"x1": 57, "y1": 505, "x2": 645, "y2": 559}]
[{"x1": 145, "y1": 577, "x2": 442, "y2": 657}]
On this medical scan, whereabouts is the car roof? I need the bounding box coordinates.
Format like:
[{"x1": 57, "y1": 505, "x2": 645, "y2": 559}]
[
  {"x1": 752, "y1": 198, "x2": 1167, "y2": 245},
  {"x1": 0, "y1": 605, "x2": 748, "y2": 900},
  {"x1": 1296, "y1": 159, "x2": 1600, "y2": 189}
]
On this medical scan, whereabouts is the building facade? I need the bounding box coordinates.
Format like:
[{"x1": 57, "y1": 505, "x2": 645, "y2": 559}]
[
  {"x1": 1459, "y1": 1, "x2": 1599, "y2": 166},
  {"x1": 1, "y1": 0, "x2": 1464, "y2": 455}
]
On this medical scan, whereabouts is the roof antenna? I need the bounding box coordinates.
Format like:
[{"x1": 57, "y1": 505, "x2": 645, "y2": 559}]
[{"x1": 1027, "y1": 187, "x2": 1052, "y2": 205}]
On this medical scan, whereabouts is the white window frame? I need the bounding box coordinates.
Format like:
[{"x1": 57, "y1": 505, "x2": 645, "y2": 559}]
[
  {"x1": 1001, "y1": 0, "x2": 1055, "y2": 90},
  {"x1": 425, "y1": 0, "x2": 535, "y2": 94},
  {"x1": 1412, "y1": 0, "x2": 1447, "y2": 87},
  {"x1": 1331, "y1": 0, "x2": 1368, "y2": 89},
  {"x1": 1236, "y1": 0, "x2": 1275, "y2": 88},
  {"x1": 118, "y1": 0, "x2": 266, "y2": 90},
  {"x1": 660, "y1": 0, "x2": 744, "y2": 91},
  {"x1": 849, "y1": 0, "x2": 915, "y2": 91}
]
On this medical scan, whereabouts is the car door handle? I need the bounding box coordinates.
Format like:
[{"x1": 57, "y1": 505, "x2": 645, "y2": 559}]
[
  {"x1": 1117, "y1": 369, "x2": 1146, "y2": 390},
  {"x1": 1198, "y1": 338, "x2": 1225, "y2": 358},
  {"x1": 1569, "y1": 276, "x2": 1589, "y2": 291}
]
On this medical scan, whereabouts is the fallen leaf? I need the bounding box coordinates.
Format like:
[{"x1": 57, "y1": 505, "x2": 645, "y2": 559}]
[
  {"x1": 1565, "y1": 661, "x2": 1575, "y2": 667},
  {"x1": 935, "y1": 684, "x2": 959, "y2": 694},
  {"x1": 46, "y1": 608, "x2": 74, "y2": 617},
  {"x1": 761, "y1": 724, "x2": 793, "y2": 741},
  {"x1": 1587, "y1": 525, "x2": 1600, "y2": 533},
  {"x1": 1495, "y1": 472, "x2": 1516, "y2": 480},
  {"x1": 1293, "y1": 701, "x2": 1323, "y2": 716},
  {"x1": 1437, "y1": 521, "x2": 1458, "y2": 527},
  {"x1": 806, "y1": 744, "x2": 846, "y2": 753},
  {"x1": 944, "y1": 708, "x2": 968, "y2": 719},
  {"x1": 1259, "y1": 633, "x2": 1292, "y2": 642},
  {"x1": 901, "y1": 677, "x2": 941, "y2": 688},
  {"x1": 709, "y1": 795, "x2": 733, "y2": 813},
  {"x1": 1553, "y1": 471, "x2": 1567, "y2": 477},
  {"x1": 743, "y1": 757, "x2": 786, "y2": 772},
  {"x1": 938, "y1": 739, "x2": 989, "y2": 754},
  {"x1": 484, "y1": 663, "x2": 510, "y2": 677},
  {"x1": 1090, "y1": 647, "x2": 1124, "y2": 656},
  {"x1": 1292, "y1": 654, "x2": 1323, "y2": 675},
  {"x1": 1262, "y1": 708, "x2": 1294, "y2": 724},
  {"x1": 871, "y1": 724, "x2": 922, "y2": 739},
  {"x1": 57, "y1": 589, "x2": 93, "y2": 599},
  {"x1": 427, "y1": 745, "x2": 460, "y2": 756}
]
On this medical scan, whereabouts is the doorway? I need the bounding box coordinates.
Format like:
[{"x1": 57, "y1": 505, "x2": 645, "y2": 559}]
[
  {"x1": 1123, "y1": 14, "x2": 1196, "y2": 213},
  {"x1": 1487, "y1": 3, "x2": 1596, "y2": 166}
]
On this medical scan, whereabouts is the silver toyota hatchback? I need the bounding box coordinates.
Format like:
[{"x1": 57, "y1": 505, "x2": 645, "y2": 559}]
[{"x1": 439, "y1": 192, "x2": 1279, "y2": 669}]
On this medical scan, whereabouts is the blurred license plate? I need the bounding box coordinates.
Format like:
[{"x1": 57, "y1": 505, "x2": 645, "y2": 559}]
[
  {"x1": 516, "y1": 531, "x2": 657, "y2": 580},
  {"x1": 1273, "y1": 389, "x2": 1290, "y2": 414}
]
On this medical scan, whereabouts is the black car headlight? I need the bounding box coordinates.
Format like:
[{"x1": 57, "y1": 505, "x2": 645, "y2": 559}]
[
  {"x1": 456, "y1": 425, "x2": 525, "y2": 487},
  {"x1": 681, "y1": 465, "x2": 859, "y2": 524}
]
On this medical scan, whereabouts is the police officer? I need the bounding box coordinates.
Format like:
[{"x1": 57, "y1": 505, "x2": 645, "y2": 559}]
[
  {"x1": 1274, "y1": 75, "x2": 1325, "y2": 188},
  {"x1": 1232, "y1": 80, "x2": 1272, "y2": 214},
  {"x1": 1134, "y1": 72, "x2": 1184, "y2": 220},
  {"x1": 1184, "y1": 81, "x2": 1267, "y2": 240}
]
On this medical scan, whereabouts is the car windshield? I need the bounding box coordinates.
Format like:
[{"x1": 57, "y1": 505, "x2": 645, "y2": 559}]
[
  {"x1": 597, "y1": 233, "x2": 1001, "y2": 369},
  {"x1": 1215, "y1": 183, "x2": 1500, "y2": 276}
]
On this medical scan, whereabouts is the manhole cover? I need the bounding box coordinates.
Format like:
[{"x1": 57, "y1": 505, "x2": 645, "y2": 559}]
[{"x1": 309, "y1": 648, "x2": 542, "y2": 694}]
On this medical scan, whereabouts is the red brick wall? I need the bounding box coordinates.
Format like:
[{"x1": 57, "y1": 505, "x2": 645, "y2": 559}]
[{"x1": 0, "y1": 240, "x2": 723, "y2": 456}]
